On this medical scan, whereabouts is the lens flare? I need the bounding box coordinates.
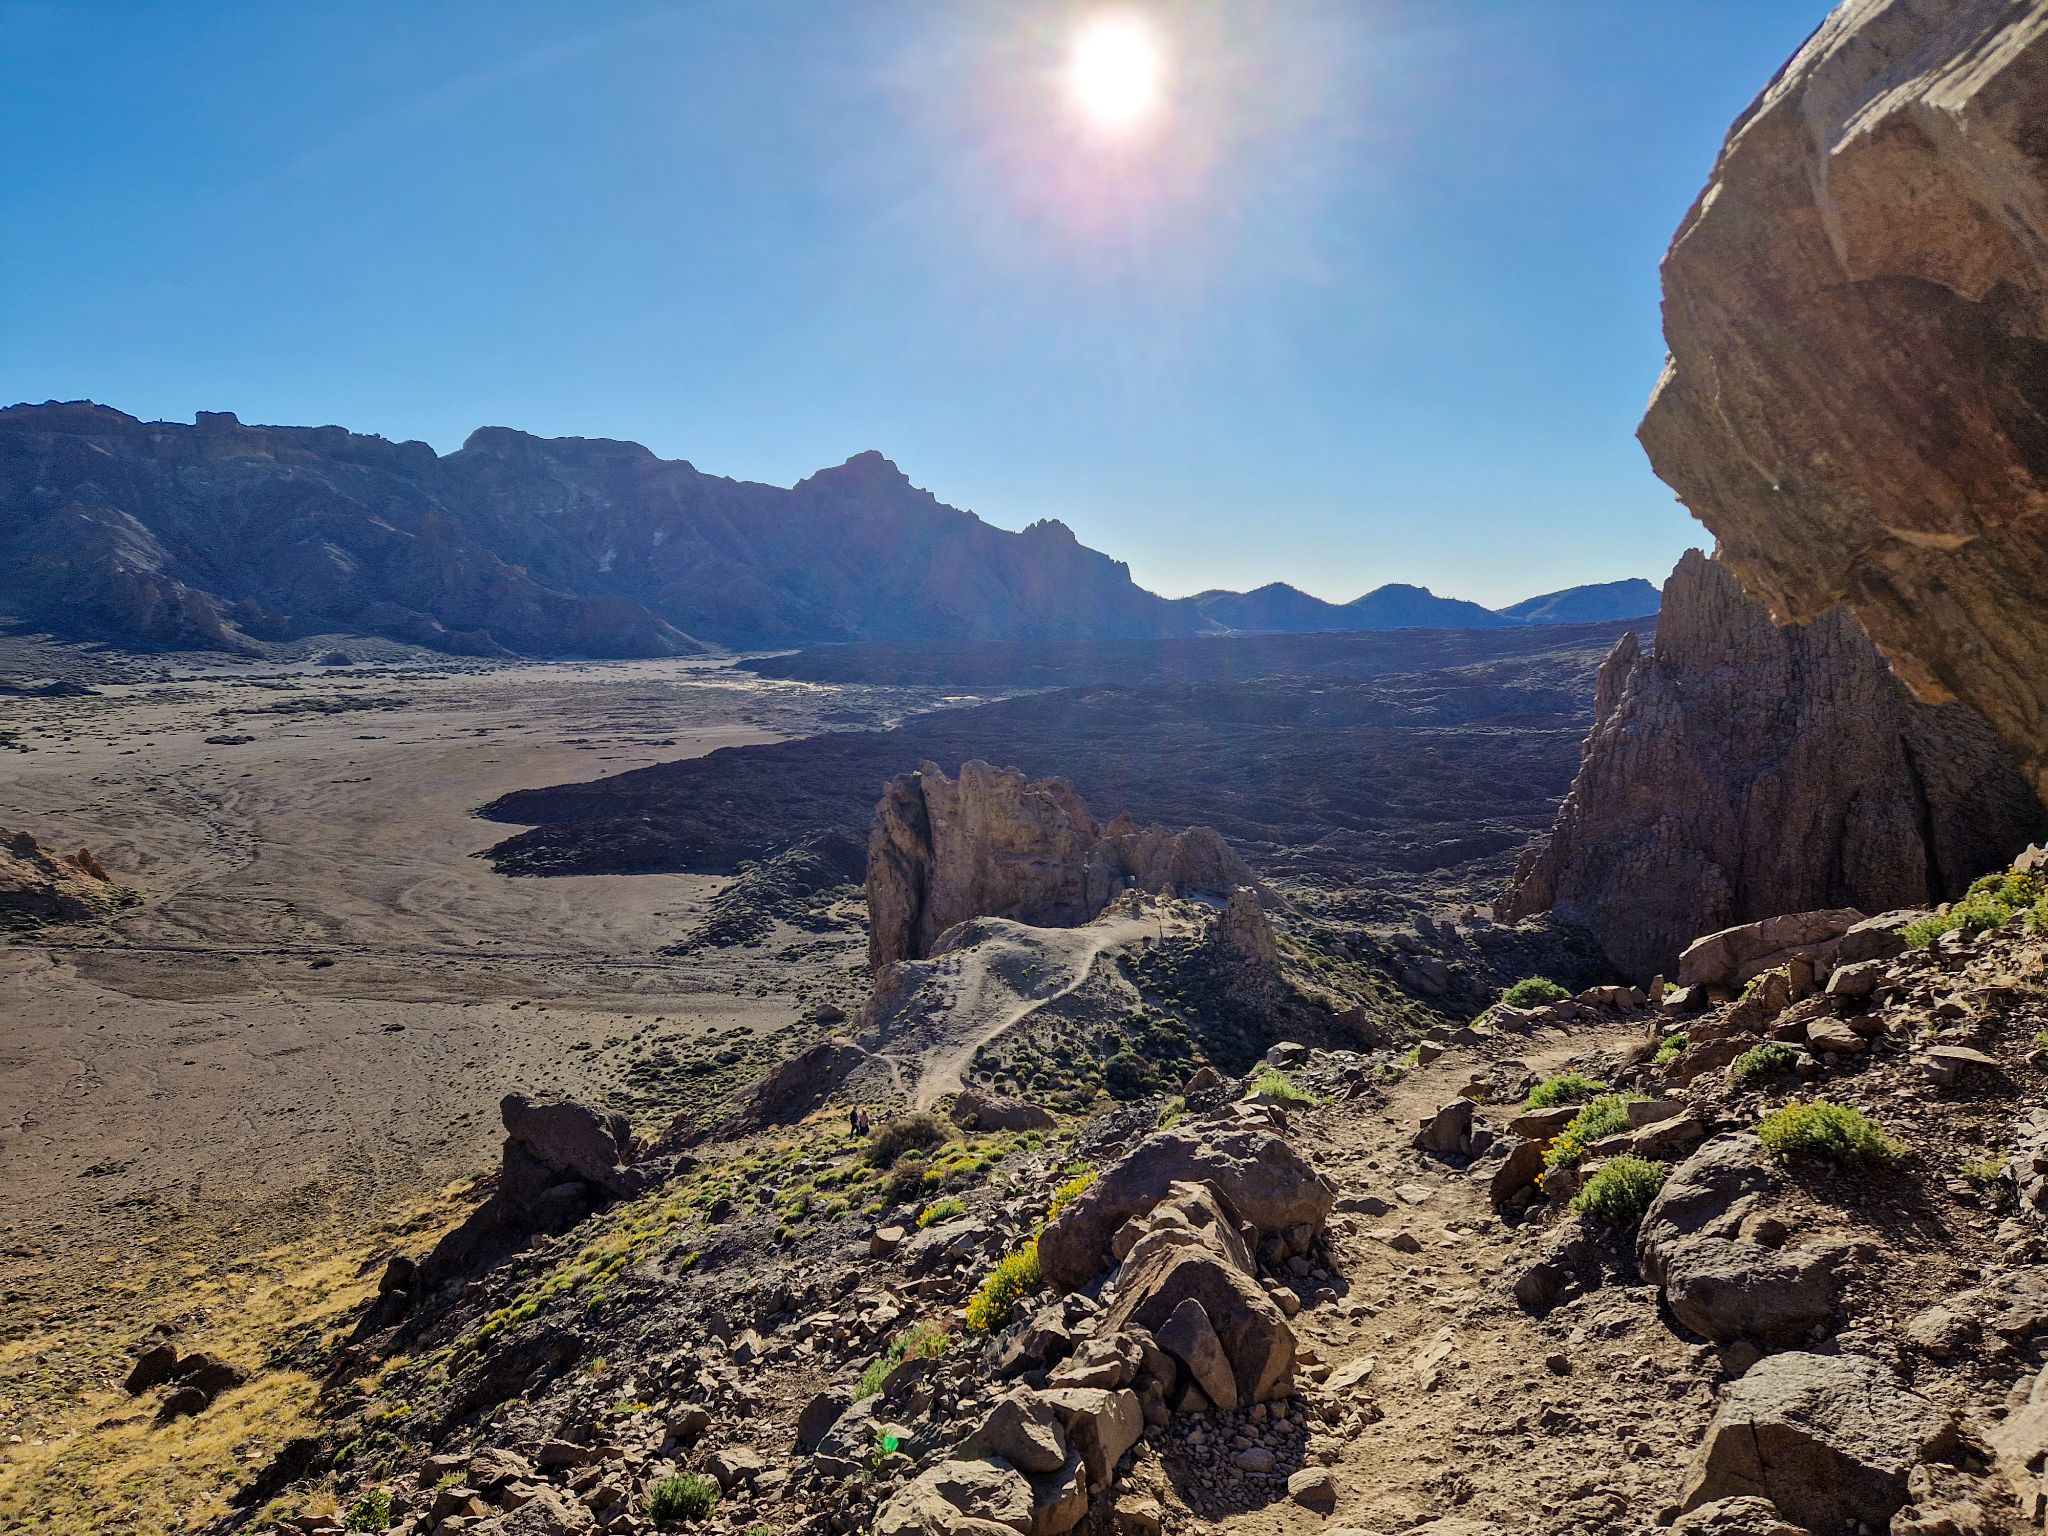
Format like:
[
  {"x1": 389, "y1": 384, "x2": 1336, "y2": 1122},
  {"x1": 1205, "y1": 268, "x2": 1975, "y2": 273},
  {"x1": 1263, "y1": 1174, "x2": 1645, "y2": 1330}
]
[{"x1": 1065, "y1": 11, "x2": 1167, "y2": 135}]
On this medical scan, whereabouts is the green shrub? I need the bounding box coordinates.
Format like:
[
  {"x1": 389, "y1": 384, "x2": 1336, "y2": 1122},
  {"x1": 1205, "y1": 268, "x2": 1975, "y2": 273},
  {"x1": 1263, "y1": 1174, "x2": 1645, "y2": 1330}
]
[
  {"x1": 1731, "y1": 1042, "x2": 1799, "y2": 1085},
  {"x1": 856, "y1": 1319, "x2": 949, "y2": 1398},
  {"x1": 1154, "y1": 1095, "x2": 1186, "y2": 1130},
  {"x1": 964, "y1": 1240, "x2": 1041, "y2": 1334},
  {"x1": 1525, "y1": 1072, "x2": 1609, "y2": 1111},
  {"x1": 883, "y1": 1155, "x2": 930, "y2": 1202},
  {"x1": 1544, "y1": 1094, "x2": 1640, "y2": 1169},
  {"x1": 1502, "y1": 977, "x2": 1571, "y2": 1009},
  {"x1": 916, "y1": 1197, "x2": 964, "y2": 1229},
  {"x1": 1652, "y1": 1034, "x2": 1687, "y2": 1067},
  {"x1": 345, "y1": 1491, "x2": 393, "y2": 1534},
  {"x1": 1904, "y1": 867, "x2": 2045, "y2": 948},
  {"x1": 647, "y1": 1472, "x2": 720, "y2": 1523},
  {"x1": 867, "y1": 1112, "x2": 952, "y2": 1168},
  {"x1": 1246, "y1": 1066, "x2": 1316, "y2": 1104},
  {"x1": 1571, "y1": 1155, "x2": 1666, "y2": 1228},
  {"x1": 1757, "y1": 1100, "x2": 1903, "y2": 1167},
  {"x1": 1045, "y1": 1170, "x2": 1096, "y2": 1226},
  {"x1": 1104, "y1": 1049, "x2": 1159, "y2": 1100},
  {"x1": 1959, "y1": 1153, "x2": 2006, "y2": 1185}
]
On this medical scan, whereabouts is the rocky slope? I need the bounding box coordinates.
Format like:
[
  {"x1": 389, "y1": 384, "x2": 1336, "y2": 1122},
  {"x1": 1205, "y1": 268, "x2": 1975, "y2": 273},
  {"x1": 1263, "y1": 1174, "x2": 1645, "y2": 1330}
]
[
  {"x1": 1499, "y1": 550, "x2": 2045, "y2": 980},
  {"x1": 0, "y1": 404, "x2": 1197, "y2": 656},
  {"x1": 865, "y1": 761, "x2": 1261, "y2": 969},
  {"x1": 1637, "y1": 0, "x2": 2048, "y2": 800}
]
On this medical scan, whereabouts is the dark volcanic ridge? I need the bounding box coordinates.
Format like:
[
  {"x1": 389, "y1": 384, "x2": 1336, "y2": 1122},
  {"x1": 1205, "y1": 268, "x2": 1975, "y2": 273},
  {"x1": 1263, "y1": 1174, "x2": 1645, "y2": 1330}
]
[{"x1": 481, "y1": 625, "x2": 1631, "y2": 892}]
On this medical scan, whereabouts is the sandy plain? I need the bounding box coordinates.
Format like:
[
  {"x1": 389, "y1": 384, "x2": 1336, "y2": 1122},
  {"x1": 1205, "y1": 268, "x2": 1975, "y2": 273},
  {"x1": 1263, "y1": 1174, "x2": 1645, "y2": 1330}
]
[{"x1": 0, "y1": 647, "x2": 972, "y2": 1462}]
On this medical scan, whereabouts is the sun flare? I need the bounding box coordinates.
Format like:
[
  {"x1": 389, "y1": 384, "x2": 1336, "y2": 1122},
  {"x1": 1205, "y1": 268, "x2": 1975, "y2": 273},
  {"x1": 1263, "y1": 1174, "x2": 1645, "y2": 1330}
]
[{"x1": 1065, "y1": 11, "x2": 1167, "y2": 136}]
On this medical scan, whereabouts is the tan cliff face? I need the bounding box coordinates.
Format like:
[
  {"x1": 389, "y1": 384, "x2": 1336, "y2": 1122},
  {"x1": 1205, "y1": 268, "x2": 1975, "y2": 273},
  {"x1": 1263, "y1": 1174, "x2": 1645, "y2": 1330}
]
[
  {"x1": 1638, "y1": 0, "x2": 2048, "y2": 799},
  {"x1": 1499, "y1": 550, "x2": 2045, "y2": 980},
  {"x1": 865, "y1": 759, "x2": 1261, "y2": 970}
]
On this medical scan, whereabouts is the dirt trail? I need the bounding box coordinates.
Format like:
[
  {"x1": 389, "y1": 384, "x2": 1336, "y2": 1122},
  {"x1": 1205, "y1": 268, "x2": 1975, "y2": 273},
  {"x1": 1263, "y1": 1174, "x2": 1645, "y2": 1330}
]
[
  {"x1": 1202, "y1": 1020, "x2": 1721, "y2": 1535},
  {"x1": 882, "y1": 911, "x2": 1163, "y2": 1108}
]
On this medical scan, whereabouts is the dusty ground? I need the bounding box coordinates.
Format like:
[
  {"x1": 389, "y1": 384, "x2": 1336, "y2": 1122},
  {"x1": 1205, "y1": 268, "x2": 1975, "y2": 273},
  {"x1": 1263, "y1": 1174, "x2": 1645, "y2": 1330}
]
[{"x1": 0, "y1": 645, "x2": 994, "y2": 1517}]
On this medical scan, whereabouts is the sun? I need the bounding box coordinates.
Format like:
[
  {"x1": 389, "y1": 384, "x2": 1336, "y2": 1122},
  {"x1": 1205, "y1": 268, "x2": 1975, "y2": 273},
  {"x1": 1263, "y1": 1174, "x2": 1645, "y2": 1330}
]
[{"x1": 1065, "y1": 11, "x2": 1167, "y2": 136}]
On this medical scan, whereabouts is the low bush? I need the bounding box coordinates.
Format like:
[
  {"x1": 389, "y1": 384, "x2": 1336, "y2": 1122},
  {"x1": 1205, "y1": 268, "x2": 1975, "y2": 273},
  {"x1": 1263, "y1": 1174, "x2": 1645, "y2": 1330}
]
[
  {"x1": 1571, "y1": 1154, "x2": 1666, "y2": 1228},
  {"x1": 1502, "y1": 977, "x2": 1571, "y2": 1009},
  {"x1": 1045, "y1": 1170, "x2": 1096, "y2": 1226},
  {"x1": 1652, "y1": 1034, "x2": 1687, "y2": 1068},
  {"x1": 1730, "y1": 1042, "x2": 1798, "y2": 1085},
  {"x1": 1525, "y1": 1072, "x2": 1609, "y2": 1111},
  {"x1": 964, "y1": 1240, "x2": 1041, "y2": 1334},
  {"x1": 1757, "y1": 1100, "x2": 1903, "y2": 1167},
  {"x1": 856, "y1": 1319, "x2": 949, "y2": 1398},
  {"x1": 646, "y1": 1472, "x2": 720, "y2": 1524},
  {"x1": 916, "y1": 1197, "x2": 964, "y2": 1229},
  {"x1": 1246, "y1": 1066, "x2": 1316, "y2": 1104},
  {"x1": 867, "y1": 1112, "x2": 952, "y2": 1168},
  {"x1": 1903, "y1": 867, "x2": 2045, "y2": 948},
  {"x1": 1959, "y1": 1153, "x2": 2006, "y2": 1185},
  {"x1": 1544, "y1": 1094, "x2": 1639, "y2": 1169},
  {"x1": 344, "y1": 1492, "x2": 393, "y2": 1534}
]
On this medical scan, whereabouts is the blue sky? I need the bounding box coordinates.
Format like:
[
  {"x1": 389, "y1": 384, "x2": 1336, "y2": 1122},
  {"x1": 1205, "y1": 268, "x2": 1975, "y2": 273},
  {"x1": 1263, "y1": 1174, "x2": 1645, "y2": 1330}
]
[{"x1": 0, "y1": 2, "x2": 1829, "y2": 606}]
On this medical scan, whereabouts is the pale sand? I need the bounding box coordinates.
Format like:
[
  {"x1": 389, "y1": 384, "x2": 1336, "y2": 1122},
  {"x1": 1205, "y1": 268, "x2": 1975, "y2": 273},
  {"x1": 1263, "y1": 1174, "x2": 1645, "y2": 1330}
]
[{"x1": 0, "y1": 654, "x2": 919, "y2": 1346}]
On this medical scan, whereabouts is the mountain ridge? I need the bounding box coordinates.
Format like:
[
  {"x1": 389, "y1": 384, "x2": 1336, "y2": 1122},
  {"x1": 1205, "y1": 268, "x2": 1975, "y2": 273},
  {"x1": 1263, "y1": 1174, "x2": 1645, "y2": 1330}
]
[{"x1": 0, "y1": 401, "x2": 1658, "y2": 657}]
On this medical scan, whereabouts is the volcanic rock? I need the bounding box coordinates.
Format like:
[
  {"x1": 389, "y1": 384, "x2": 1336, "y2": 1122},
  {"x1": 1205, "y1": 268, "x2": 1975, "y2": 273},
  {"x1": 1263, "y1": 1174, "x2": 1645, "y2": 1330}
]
[
  {"x1": 866, "y1": 759, "x2": 1262, "y2": 968},
  {"x1": 1680, "y1": 1352, "x2": 1960, "y2": 1534},
  {"x1": 1500, "y1": 551, "x2": 2043, "y2": 979},
  {"x1": 1637, "y1": 0, "x2": 2048, "y2": 802}
]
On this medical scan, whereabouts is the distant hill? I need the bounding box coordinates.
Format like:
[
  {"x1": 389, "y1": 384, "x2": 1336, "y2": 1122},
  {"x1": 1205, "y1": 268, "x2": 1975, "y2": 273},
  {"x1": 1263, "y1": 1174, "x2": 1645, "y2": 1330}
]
[
  {"x1": 1497, "y1": 577, "x2": 1661, "y2": 624},
  {"x1": 1191, "y1": 578, "x2": 1659, "y2": 635},
  {"x1": 0, "y1": 403, "x2": 1205, "y2": 657}
]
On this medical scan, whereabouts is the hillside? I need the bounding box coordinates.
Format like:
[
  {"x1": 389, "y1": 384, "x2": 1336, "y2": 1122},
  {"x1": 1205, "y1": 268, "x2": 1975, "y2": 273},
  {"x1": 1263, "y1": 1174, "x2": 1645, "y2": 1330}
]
[{"x1": 1191, "y1": 578, "x2": 1659, "y2": 635}]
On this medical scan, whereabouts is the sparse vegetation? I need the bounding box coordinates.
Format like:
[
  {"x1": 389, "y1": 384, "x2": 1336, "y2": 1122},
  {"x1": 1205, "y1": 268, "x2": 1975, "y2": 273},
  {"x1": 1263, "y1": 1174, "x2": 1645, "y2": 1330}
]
[
  {"x1": 345, "y1": 1490, "x2": 393, "y2": 1533},
  {"x1": 856, "y1": 1319, "x2": 950, "y2": 1398},
  {"x1": 867, "y1": 1112, "x2": 952, "y2": 1168},
  {"x1": 1731, "y1": 1041, "x2": 1798, "y2": 1085},
  {"x1": 1757, "y1": 1100, "x2": 1903, "y2": 1166},
  {"x1": 646, "y1": 1471, "x2": 720, "y2": 1524},
  {"x1": 1044, "y1": 1170, "x2": 1096, "y2": 1226},
  {"x1": 1903, "y1": 867, "x2": 2045, "y2": 948},
  {"x1": 916, "y1": 1197, "x2": 964, "y2": 1229},
  {"x1": 1960, "y1": 1153, "x2": 2007, "y2": 1186},
  {"x1": 1246, "y1": 1066, "x2": 1317, "y2": 1104},
  {"x1": 1571, "y1": 1155, "x2": 1666, "y2": 1228},
  {"x1": 1525, "y1": 1071, "x2": 1609, "y2": 1111},
  {"x1": 964, "y1": 1240, "x2": 1041, "y2": 1334},
  {"x1": 1501, "y1": 976, "x2": 1571, "y2": 1009},
  {"x1": 1544, "y1": 1094, "x2": 1640, "y2": 1169},
  {"x1": 1652, "y1": 1033, "x2": 1687, "y2": 1067}
]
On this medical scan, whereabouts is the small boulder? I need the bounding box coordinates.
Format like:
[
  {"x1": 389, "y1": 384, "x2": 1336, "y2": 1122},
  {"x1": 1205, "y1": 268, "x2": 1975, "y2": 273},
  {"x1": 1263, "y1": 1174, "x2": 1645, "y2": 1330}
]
[{"x1": 1152, "y1": 1296, "x2": 1239, "y2": 1412}]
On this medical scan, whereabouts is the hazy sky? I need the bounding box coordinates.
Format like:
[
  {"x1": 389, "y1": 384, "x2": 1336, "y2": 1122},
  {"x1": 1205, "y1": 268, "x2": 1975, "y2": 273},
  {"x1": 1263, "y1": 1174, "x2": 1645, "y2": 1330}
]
[{"x1": 1, "y1": 2, "x2": 1829, "y2": 606}]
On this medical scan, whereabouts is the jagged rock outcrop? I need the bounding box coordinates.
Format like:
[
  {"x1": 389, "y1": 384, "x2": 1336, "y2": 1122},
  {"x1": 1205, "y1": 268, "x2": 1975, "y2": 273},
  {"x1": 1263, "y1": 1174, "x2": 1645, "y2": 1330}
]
[
  {"x1": 1638, "y1": 0, "x2": 2048, "y2": 802},
  {"x1": 0, "y1": 829, "x2": 122, "y2": 929},
  {"x1": 865, "y1": 760, "x2": 1261, "y2": 969},
  {"x1": 1500, "y1": 550, "x2": 2044, "y2": 979}
]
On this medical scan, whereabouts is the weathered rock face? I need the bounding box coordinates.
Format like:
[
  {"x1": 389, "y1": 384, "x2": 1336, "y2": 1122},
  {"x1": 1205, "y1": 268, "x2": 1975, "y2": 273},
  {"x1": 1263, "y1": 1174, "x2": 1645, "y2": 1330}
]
[
  {"x1": 0, "y1": 829, "x2": 121, "y2": 929},
  {"x1": 866, "y1": 760, "x2": 1260, "y2": 969},
  {"x1": 1638, "y1": 0, "x2": 2048, "y2": 802},
  {"x1": 1500, "y1": 550, "x2": 2044, "y2": 980}
]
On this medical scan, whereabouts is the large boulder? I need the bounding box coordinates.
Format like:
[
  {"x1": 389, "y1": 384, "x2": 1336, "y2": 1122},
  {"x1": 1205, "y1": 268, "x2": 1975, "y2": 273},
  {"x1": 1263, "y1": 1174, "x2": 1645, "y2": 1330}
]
[
  {"x1": 1099, "y1": 1191, "x2": 1297, "y2": 1405},
  {"x1": 0, "y1": 828, "x2": 122, "y2": 928},
  {"x1": 1497, "y1": 552, "x2": 2043, "y2": 983},
  {"x1": 1038, "y1": 1125, "x2": 1333, "y2": 1292},
  {"x1": 950, "y1": 1086, "x2": 1057, "y2": 1134},
  {"x1": 1640, "y1": 1135, "x2": 1834, "y2": 1349},
  {"x1": 499, "y1": 1093, "x2": 643, "y2": 1203},
  {"x1": 865, "y1": 760, "x2": 1262, "y2": 968},
  {"x1": 1677, "y1": 909, "x2": 1866, "y2": 992},
  {"x1": 1638, "y1": 0, "x2": 2048, "y2": 803},
  {"x1": 872, "y1": 1460, "x2": 1033, "y2": 1536},
  {"x1": 1680, "y1": 1352, "x2": 1961, "y2": 1534}
]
